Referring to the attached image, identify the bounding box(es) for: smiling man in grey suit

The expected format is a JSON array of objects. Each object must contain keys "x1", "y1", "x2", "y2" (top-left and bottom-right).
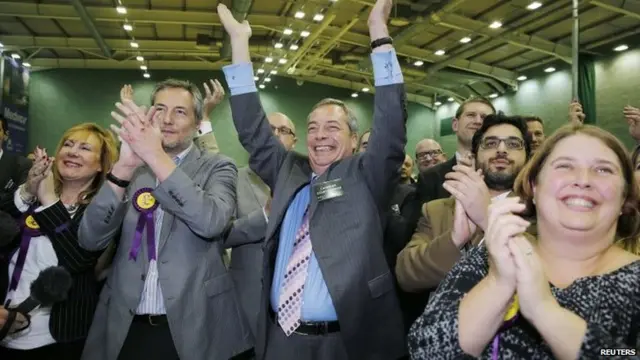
[
  {"x1": 78, "y1": 79, "x2": 252, "y2": 360},
  {"x1": 226, "y1": 111, "x2": 296, "y2": 336},
  {"x1": 219, "y1": 0, "x2": 406, "y2": 358}
]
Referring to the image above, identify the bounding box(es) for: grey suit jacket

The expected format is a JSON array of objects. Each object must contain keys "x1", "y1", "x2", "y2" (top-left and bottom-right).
[
  {"x1": 229, "y1": 83, "x2": 408, "y2": 360},
  {"x1": 226, "y1": 166, "x2": 269, "y2": 336},
  {"x1": 77, "y1": 145, "x2": 253, "y2": 360}
]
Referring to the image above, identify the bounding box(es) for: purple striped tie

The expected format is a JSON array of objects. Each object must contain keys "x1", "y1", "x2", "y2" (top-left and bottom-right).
[{"x1": 277, "y1": 207, "x2": 312, "y2": 336}]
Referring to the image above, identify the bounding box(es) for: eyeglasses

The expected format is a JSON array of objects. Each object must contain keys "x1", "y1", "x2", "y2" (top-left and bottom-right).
[
  {"x1": 271, "y1": 125, "x2": 295, "y2": 137},
  {"x1": 416, "y1": 149, "x2": 443, "y2": 159},
  {"x1": 480, "y1": 136, "x2": 524, "y2": 150}
]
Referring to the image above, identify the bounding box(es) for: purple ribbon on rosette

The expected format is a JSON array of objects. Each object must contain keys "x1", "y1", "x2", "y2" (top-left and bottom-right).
[
  {"x1": 129, "y1": 187, "x2": 159, "y2": 262},
  {"x1": 8, "y1": 212, "x2": 43, "y2": 293},
  {"x1": 490, "y1": 296, "x2": 520, "y2": 360}
]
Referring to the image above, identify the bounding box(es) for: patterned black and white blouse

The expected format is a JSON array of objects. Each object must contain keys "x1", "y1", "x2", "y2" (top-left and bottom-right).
[{"x1": 408, "y1": 246, "x2": 640, "y2": 359}]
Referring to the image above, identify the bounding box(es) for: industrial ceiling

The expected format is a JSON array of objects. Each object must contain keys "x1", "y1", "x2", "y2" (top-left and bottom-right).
[{"x1": 0, "y1": 0, "x2": 639, "y2": 108}]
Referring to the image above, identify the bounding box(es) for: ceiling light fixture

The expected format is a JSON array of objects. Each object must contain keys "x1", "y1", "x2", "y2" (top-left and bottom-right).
[
  {"x1": 448, "y1": 97, "x2": 455, "y2": 102},
  {"x1": 489, "y1": 93, "x2": 498, "y2": 98},
  {"x1": 279, "y1": 58, "x2": 287, "y2": 64},
  {"x1": 270, "y1": 70, "x2": 277, "y2": 75},
  {"x1": 259, "y1": 84, "x2": 266, "y2": 89},
  {"x1": 254, "y1": 76, "x2": 259, "y2": 81},
  {"x1": 265, "y1": 77, "x2": 272, "y2": 82},
  {"x1": 527, "y1": 2, "x2": 543, "y2": 10},
  {"x1": 274, "y1": 42, "x2": 283, "y2": 49},
  {"x1": 116, "y1": 6, "x2": 127, "y2": 14},
  {"x1": 143, "y1": 73, "x2": 150, "y2": 78},
  {"x1": 257, "y1": 68, "x2": 265, "y2": 73},
  {"x1": 123, "y1": 24, "x2": 133, "y2": 31},
  {"x1": 614, "y1": 44, "x2": 629, "y2": 52},
  {"x1": 140, "y1": 65, "x2": 147, "y2": 70},
  {"x1": 265, "y1": 57, "x2": 273, "y2": 63},
  {"x1": 517, "y1": 75, "x2": 527, "y2": 81},
  {"x1": 294, "y1": 11, "x2": 305, "y2": 19},
  {"x1": 23, "y1": 62, "x2": 31, "y2": 68},
  {"x1": 11, "y1": 54, "x2": 20, "y2": 59},
  {"x1": 460, "y1": 37, "x2": 471, "y2": 43},
  {"x1": 351, "y1": 93, "x2": 358, "y2": 98},
  {"x1": 300, "y1": 30, "x2": 310, "y2": 37},
  {"x1": 136, "y1": 56, "x2": 144, "y2": 61},
  {"x1": 435, "y1": 49, "x2": 446, "y2": 56},
  {"x1": 283, "y1": 28, "x2": 293, "y2": 35},
  {"x1": 489, "y1": 21, "x2": 502, "y2": 29},
  {"x1": 414, "y1": 60, "x2": 424, "y2": 66},
  {"x1": 290, "y1": 44, "x2": 299, "y2": 50},
  {"x1": 544, "y1": 67, "x2": 556, "y2": 73},
  {"x1": 362, "y1": 87, "x2": 370, "y2": 92},
  {"x1": 434, "y1": 101, "x2": 442, "y2": 106},
  {"x1": 130, "y1": 42, "x2": 139, "y2": 48},
  {"x1": 313, "y1": 14, "x2": 324, "y2": 21}
]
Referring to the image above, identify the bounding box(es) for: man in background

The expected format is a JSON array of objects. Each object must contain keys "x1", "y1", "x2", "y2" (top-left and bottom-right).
[
  {"x1": 414, "y1": 138, "x2": 446, "y2": 173},
  {"x1": 524, "y1": 116, "x2": 545, "y2": 154},
  {"x1": 0, "y1": 116, "x2": 31, "y2": 194},
  {"x1": 226, "y1": 111, "x2": 297, "y2": 337}
]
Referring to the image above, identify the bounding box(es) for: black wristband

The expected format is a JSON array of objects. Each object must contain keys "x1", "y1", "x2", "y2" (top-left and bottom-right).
[
  {"x1": 106, "y1": 172, "x2": 130, "y2": 188},
  {"x1": 370, "y1": 37, "x2": 393, "y2": 50}
]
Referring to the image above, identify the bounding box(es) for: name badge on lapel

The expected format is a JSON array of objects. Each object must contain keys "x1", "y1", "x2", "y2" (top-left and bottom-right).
[{"x1": 313, "y1": 179, "x2": 344, "y2": 202}]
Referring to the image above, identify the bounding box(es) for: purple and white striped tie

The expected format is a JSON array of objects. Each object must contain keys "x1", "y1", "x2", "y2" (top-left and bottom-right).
[{"x1": 277, "y1": 207, "x2": 312, "y2": 336}]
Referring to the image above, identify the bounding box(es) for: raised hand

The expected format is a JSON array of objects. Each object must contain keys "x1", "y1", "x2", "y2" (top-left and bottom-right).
[
  {"x1": 368, "y1": 0, "x2": 393, "y2": 26},
  {"x1": 624, "y1": 105, "x2": 640, "y2": 141},
  {"x1": 485, "y1": 197, "x2": 531, "y2": 290},
  {"x1": 110, "y1": 100, "x2": 162, "y2": 165},
  {"x1": 568, "y1": 99, "x2": 585, "y2": 124},
  {"x1": 120, "y1": 84, "x2": 134, "y2": 103},
  {"x1": 203, "y1": 79, "x2": 225, "y2": 116},
  {"x1": 217, "y1": 4, "x2": 251, "y2": 40}
]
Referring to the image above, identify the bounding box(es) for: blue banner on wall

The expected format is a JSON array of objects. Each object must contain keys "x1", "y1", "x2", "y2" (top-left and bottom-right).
[{"x1": 1, "y1": 56, "x2": 30, "y2": 155}]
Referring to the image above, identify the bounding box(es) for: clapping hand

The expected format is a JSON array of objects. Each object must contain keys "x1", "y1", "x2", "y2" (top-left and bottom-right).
[
  {"x1": 485, "y1": 197, "x2": 531, "y2": 290},
  {"x1": 24, "y1": 147, "x2": 52, "y2": 198},
  {"x1": 110, "y1": 100, "x2": 162, "y2": 165},
  {"x1": 120, "y1": 84, "x2": 134, "y2": 103},
  {"x1": 443, "y1": 154, "x2": 491, "y2": 232},
  {"x1": 36, "y1": 160, "x2": 57, "y2": 206}
]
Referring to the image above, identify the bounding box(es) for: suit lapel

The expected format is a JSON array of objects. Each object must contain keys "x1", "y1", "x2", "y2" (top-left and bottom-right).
[{"x1": 158, "y1": 146, "x2": 201, "y2": 254}]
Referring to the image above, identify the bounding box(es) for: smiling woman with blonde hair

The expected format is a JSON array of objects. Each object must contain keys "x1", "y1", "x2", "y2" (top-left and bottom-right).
[
  {"x1": 0, "y1": 123, "x2": 118, "y2": 359},
  {"x1": 409, "y1": 123, "x2": 640, "y2": 359}
]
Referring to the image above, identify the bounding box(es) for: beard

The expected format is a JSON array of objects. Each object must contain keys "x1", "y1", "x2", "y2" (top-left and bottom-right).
[{"x1": 479, "y1": 157, "x2": 523, "y2": 191}]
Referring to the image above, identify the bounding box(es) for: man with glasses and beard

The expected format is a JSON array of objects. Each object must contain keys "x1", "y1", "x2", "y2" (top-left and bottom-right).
[{"x1": 395, "y1": 113, "x2": 536, "y2": 294}]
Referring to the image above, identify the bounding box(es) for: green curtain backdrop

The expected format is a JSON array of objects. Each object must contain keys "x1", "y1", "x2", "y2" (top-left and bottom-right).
[{"x1": 578, "y1": 54, "x2": 597, "y2": 125}]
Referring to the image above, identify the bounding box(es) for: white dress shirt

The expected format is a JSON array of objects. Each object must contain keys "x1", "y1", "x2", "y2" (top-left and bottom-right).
[{"x1": 135, "y1": 144, "x2": 193, "y2": 315}]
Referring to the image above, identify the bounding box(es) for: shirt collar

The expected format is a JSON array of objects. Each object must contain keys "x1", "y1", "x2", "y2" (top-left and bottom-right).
[{"x1": 173, "y1": 142, "x2": 193, "y2": 165}]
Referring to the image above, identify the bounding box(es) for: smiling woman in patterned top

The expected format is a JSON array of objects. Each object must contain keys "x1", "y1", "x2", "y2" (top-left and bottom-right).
[{"x1": 408, "y1": 123, "x2": 640, "y2": 359}]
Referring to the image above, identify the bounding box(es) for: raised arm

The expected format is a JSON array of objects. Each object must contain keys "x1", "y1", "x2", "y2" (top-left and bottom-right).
[
  {"x1": 360, "y1": 0, "x2": 407, "y2": 205},
  {"x1": 218, "y1": 4, "x2": 287, "y2": 189}
]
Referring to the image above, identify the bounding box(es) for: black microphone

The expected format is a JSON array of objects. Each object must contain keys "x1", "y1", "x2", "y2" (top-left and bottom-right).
[
  {"x1": 14, "y1": 266, "x2": 73, "y2": 314},
  {"x1": 0, "y1": 210, "x2": 20, "y2": 246}
]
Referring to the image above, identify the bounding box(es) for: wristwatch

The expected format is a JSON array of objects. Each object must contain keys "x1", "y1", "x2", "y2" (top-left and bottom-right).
[
  {"x1": 370, "y1": 37, "x2": 393, "y2": 50},
  {"x1": 106, "y1": 172, "x2": 130, "y2": 188}
]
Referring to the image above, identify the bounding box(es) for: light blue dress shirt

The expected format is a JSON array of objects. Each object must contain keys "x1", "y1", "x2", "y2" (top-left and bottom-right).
[{"x1": 222, "y1": 49, "x2": 404, "y2": 321}]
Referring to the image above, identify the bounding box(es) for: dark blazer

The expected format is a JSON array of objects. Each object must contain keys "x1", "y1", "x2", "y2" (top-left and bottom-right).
[
  {"x1": 0, "y1": 152, "x2": 31, "y2": 194},
  {"x1": 0, "y1": 191, "x2": 104, "y2": 343},
  {"x1": 229, "y1": 83, "x2": 407, "y2": 360},
  {"x1": 406, "y1": 157, "x2": 457, "y2": 235}
]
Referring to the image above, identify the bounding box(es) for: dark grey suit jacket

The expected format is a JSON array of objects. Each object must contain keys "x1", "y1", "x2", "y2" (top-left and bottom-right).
[
  {"x1": 78, "y1": 145, "x2": 253, "y2": 360},
  {"x1": 227, "y1": 167, "x2": 269, "y2": 336},
  {"x1": 229, "y1": 83, "x2": 408, "y2": 360}
]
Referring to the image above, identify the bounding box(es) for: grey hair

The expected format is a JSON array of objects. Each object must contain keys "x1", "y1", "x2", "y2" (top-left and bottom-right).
[
  {"x1": 150, "y1": 79, "x2": 204, "y2": 123},
  {"x1": 308, "y1": 98, "x2": 359, "y2": 134}
]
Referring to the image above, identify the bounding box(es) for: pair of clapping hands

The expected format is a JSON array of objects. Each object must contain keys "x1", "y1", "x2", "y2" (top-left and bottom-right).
[{"x1": 21, "y1": 146, "x2": 56, "y2": 206}]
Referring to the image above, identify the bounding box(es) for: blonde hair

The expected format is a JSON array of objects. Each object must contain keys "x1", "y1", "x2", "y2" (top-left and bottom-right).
[
  {"x1": 52, "y1": 123, "x2": 119, "y2": 204},
  {"x1": 513, "y1": 123, "x2": 640, "y2": 252}
]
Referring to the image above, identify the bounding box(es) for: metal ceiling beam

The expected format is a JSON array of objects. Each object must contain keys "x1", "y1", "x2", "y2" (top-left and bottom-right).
[
  {"x1": 0, "y1": 2, "x2": 518, "y2": 84},
  {"x1": 26, "y1": 57, "x2": 435, "y2": 108},
  {"x1": 434, "y1": 13, "x2": 573, "y2": 62},
  {"x1": 288, "y1": 13, "x2": 337, "y2": 71},
  {"x1": 220, "y1": 0, "x2": 255, "y2": 58},
  {"x1": 422, "y1": 0, "x2": 574, "y2": 79},
  {"x1": 302, "y1": 14, "x2": 361, "y2": 71},
  {"x1": 68, "y1": 0, "x2": 113, "y2": 58},
  {"x1": 589, "y1": 0, "x2": 640, "y2": 20}
]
